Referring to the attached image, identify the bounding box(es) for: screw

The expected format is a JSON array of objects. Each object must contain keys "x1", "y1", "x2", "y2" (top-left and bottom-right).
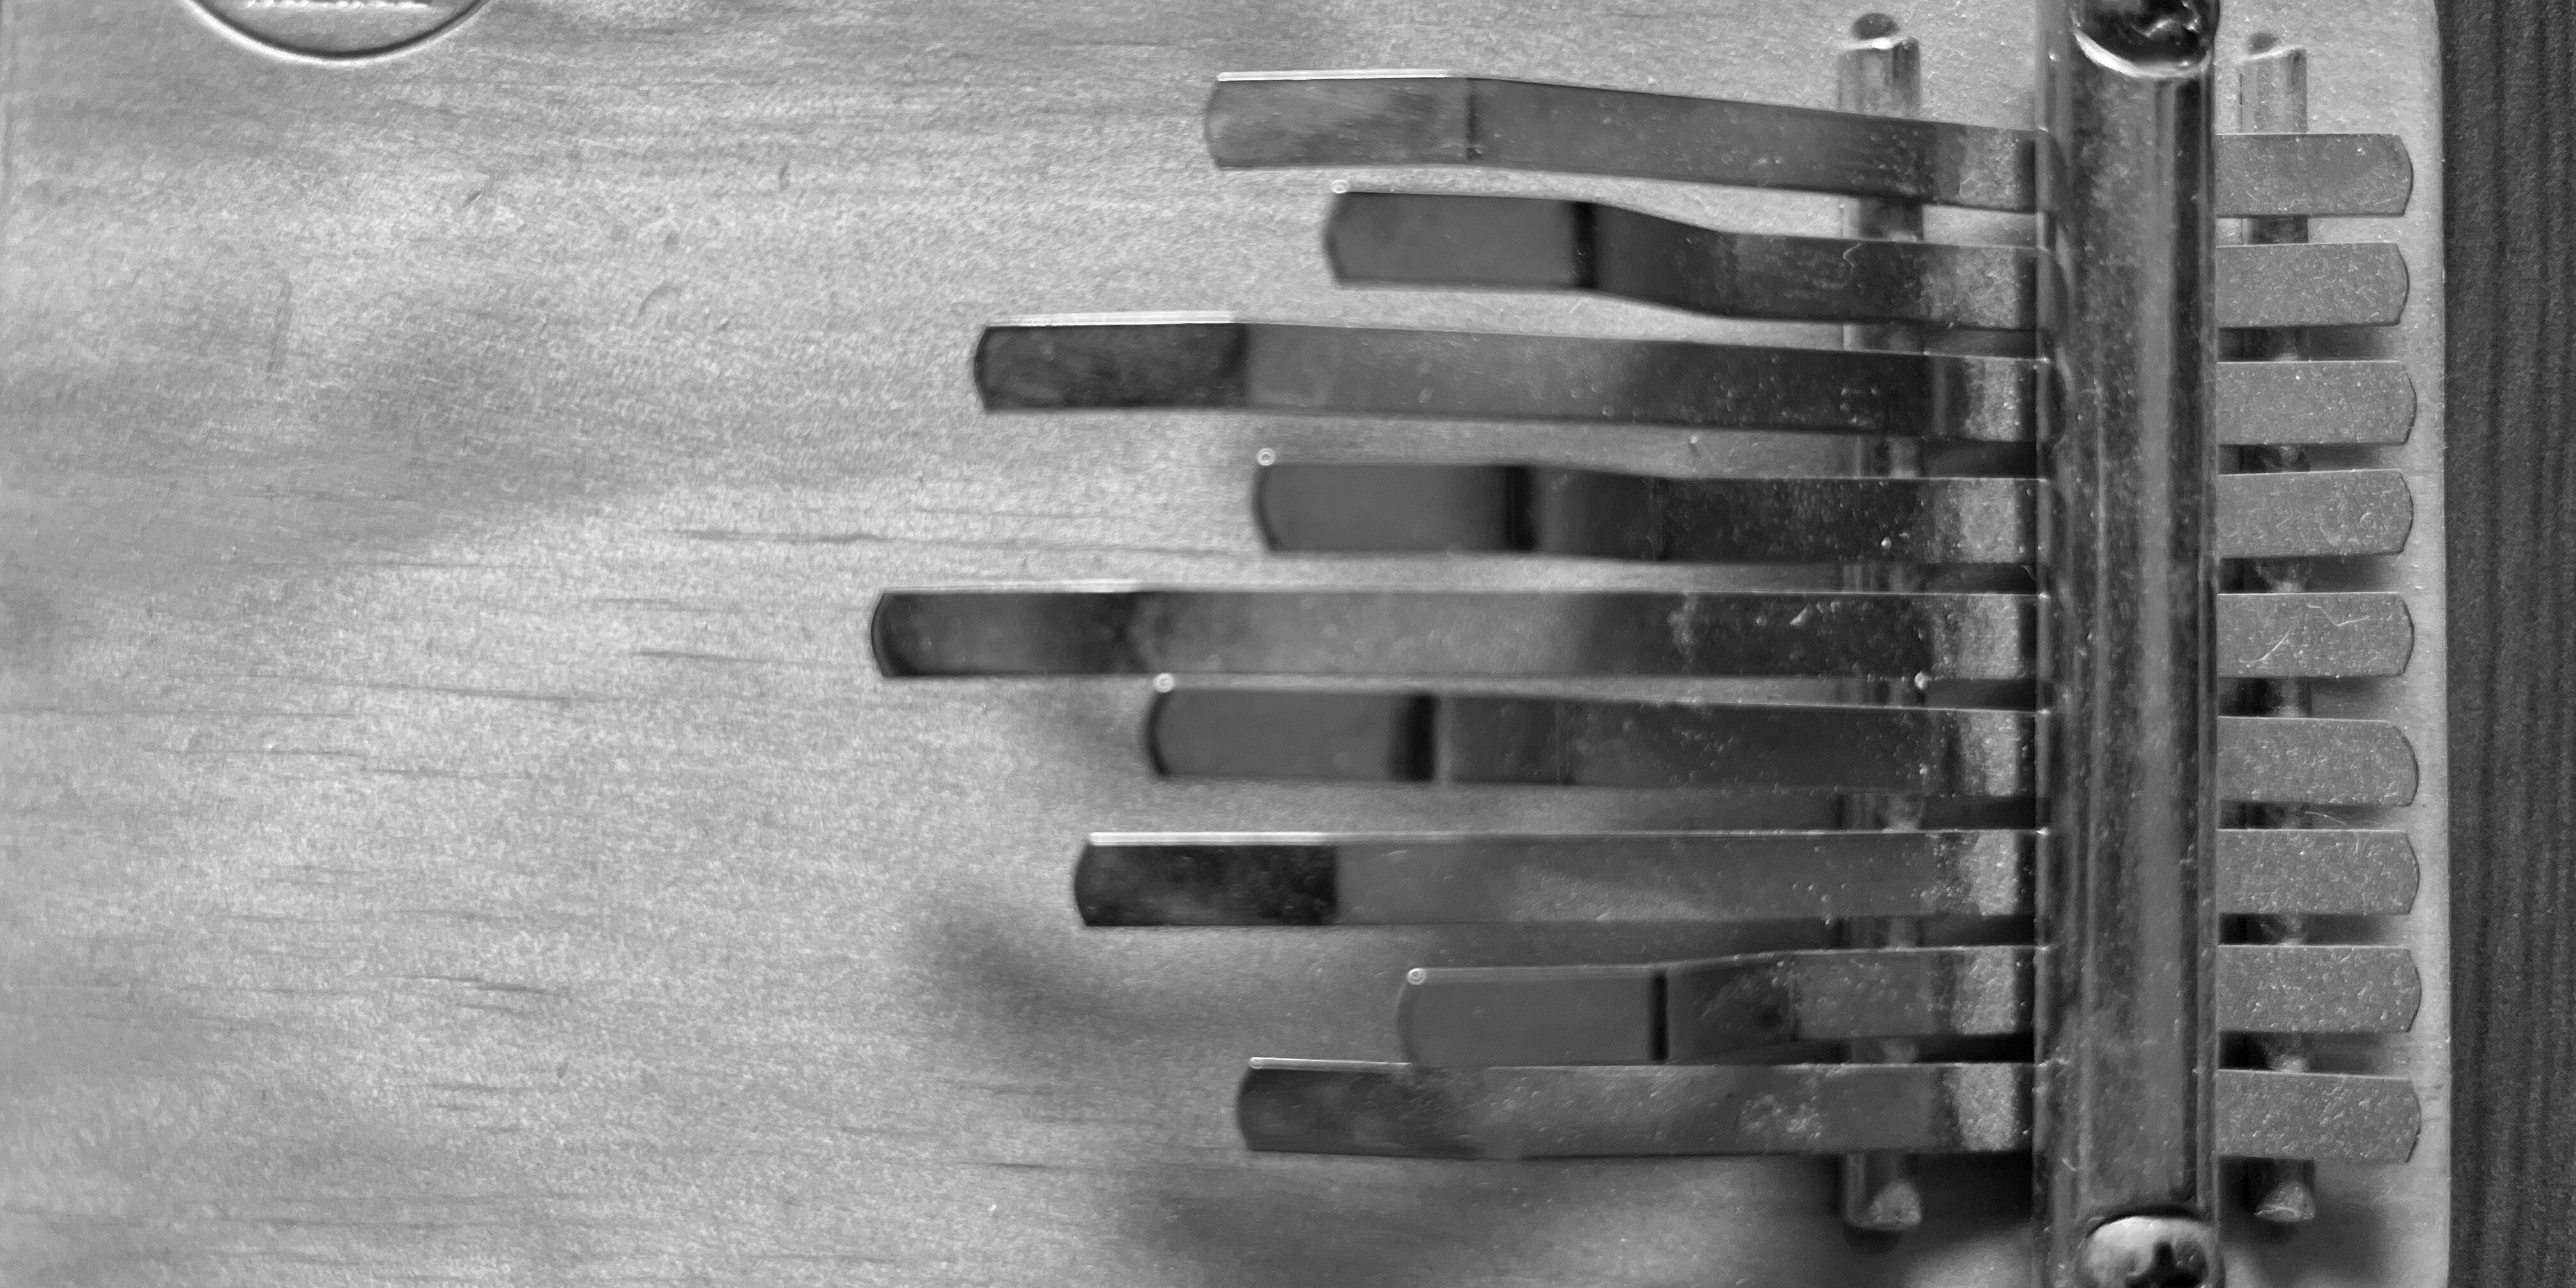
[{"x1": 2076, "y1": 1215, "x2": 2223, "y2": 1288}]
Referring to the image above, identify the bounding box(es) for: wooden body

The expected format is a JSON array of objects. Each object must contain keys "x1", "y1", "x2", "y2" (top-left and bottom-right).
[{"x1": 0, "y1": 0, "x2": 2505, "y2": 1283}]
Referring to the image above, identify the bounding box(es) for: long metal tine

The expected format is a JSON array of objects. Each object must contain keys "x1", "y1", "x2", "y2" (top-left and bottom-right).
[
  {"x1": 1255, "y1": 464, "x2": 2410, "y2": 563},
  {"x1": 1144, "y1": 689, "x2": 2418, "y2": 805},
  {"x1": 1073, "y1": 827, "x2": 2418, "y2": 924},
  {"x1": 1233, "y1": 1061, "x2": 2419, "y2": 1163},
  {"x1": 977, "y1": 318, "x2": 2417, "y2": 445},
  {"x1": 1394, "y1": 942, "x2": 2418, "y2": 1066},
  {"x1": 1321, "y1": 190, "x2": 2405, "y2": 330},
  {"x1": 871, "y1": 588, "x2": 2409, "y2": 679},
  {"x1": 1200, "y1": 72, "x2": 2412, "y2": 217}
]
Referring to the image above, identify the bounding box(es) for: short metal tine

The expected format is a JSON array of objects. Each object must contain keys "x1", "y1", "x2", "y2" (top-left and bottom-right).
[
  {"x1": 2217, "y1": 469, "x2": 2413, "y2": 558},
  {"x1": 1319, "y1": 191, "x2": 2400, "y2": 330},
  {"x1": 2217, "y1": 828, "x2": 2419, "y2": 916},
  {"x1": 2218, "y1": 591, "x2": 2413, "y2": 678},
  {"x1": 2216, "y1": 132, "x2": 2412, "y2": 217},
  {"x1": 2218, "y1": 714, "x2": 2419, "y2": 807},
  {"x1": 1076, "y1": 827, "x2": 2415, "y2": 924},
  {"x1": 1199, "y1": 72, "x2": 2410, "y2": 216},
  {"x1": 2216, "y1": 242, "x2": 2410, "y2": 328},
  {"x1": 2217, "y1": 360, "x2": 2414, "y2": 445}
]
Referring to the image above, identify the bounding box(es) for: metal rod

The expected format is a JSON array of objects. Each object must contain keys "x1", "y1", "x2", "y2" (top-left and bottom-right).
[
  {"x1": 2234, "y1": 31, "x2": 2321, "y2": 1229},
  {"x1": 1834, "y1": 11, "x2": 1928, "y2": 1237},
  {"x1": 2035, "y1": 1, "x2": 2224, "y2": 1285}
]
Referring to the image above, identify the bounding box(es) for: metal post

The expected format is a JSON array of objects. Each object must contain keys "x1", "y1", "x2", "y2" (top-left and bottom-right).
[
  {"x1": 2234, "y1": 31, "x2": 2319, "y2": 1228},
  {"x1": 1834, "y1": 10, "x2": 1928, "y2": 1237},
  {"x1": 2036, "y1": 1, "x2": 2223, "y2": 1285}
]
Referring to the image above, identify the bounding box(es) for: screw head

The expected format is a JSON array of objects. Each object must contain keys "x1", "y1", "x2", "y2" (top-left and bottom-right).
[{"x1": 2076, "y1": 1215, "x2": 2223, "y2": 1288}]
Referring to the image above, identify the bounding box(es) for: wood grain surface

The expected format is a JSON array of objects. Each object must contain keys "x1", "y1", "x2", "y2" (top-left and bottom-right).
[
  {"x1": 0, "y1": 0, "x2": 2469, "y2": 1285},
  {"x1": 2440, "y1": 2, "x2": 2576, "y2": 1284}
]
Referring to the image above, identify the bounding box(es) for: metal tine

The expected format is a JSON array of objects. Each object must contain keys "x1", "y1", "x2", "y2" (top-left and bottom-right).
[
  {"x1": 1072, "y1": 828, "x2": 2418, "y2": 924},
  {"x1": 2221, "y1": 591, "x2": 2412, "y2": 677},
  {"x1": 2223, "y1": 359, "x2": 2416, "y2": 445},
  {"x1": 1257, "y1": 464, "x2": 2411, "y2": 563},
  {"x1": 2218, "y1": 468, "x2": 2414, "y2": 559},
  {"x1": 1324, "y1": 190, "x2": 2407, "y2": 330},
  {"x1": 1399, "y1": 943, "x2": 2418, "y2": 1066},
  {"x1": 1144, "y1": 689, "x2": 2419, "y2": 806},
  {"x1": 871, "y1": 588, "x2": 2411, "y2": 680},
  {"x1": 977, "y1": 318, "x2": 2416, "y2": 446},
  {"x1": 1326, "y1": 190, "x2": 2032, "y2": 329},
  {"x1": 1239, "y1": 1059, "x2": 2036, "y2": 1157},
  {"x1": 1234, "y1": 1060, "x2": 2419, "y2": 1162},
  {"x1": 1200, "y1": 72, "x2": 2412, "y2": 217},
  {"x1": 1261, "y1": 466, "x2": 2032, "y2": 563},
  {"x1": 2221, "y1": 239, "x2": 2412, "y2": 328},
  {"x1": 875, "y1": 588, "x2": 2039, "y2": 680}
]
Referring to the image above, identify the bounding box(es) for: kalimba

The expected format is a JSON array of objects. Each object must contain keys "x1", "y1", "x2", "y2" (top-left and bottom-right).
[{"x1": 4, "y1": 0, "x2": 2558, "y2": 1284}]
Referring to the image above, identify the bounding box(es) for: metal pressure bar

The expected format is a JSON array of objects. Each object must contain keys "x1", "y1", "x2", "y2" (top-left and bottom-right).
[{"x1": 2035, "y1": 3, "x2": 2224, "y2": 1283}]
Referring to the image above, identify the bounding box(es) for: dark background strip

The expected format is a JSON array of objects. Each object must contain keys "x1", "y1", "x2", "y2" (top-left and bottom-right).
[{"x1": 2442, "y1": 1, "x2": 2576, "y2": 1283}]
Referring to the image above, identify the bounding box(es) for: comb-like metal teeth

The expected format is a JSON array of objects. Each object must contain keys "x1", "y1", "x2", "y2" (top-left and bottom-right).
[
  {"x1": 1257, "y1": 464, "x2": 2411, "y2": 563},
  {"x1": 872, "y1": 588, "x2": 2409, "y2": 679},
  {"x1": 1200, "y1": 72, "x2": 2412, "y2": 217},
  {"x1": 1073, "y1": 828, "x2": 2416, "y2": 924},
  {"x1": 1145, "y1": 690, "x2": 2418, "y2": 805},
  {"x1": 1397, "y1": 943, "x2": 2418, "y2": 1066},
  {"x1": 976, "y1": 318, "x2": 2416, "y2": 445},
  {"x1": 1324, "y1": 191, "x2": 2409, "y2": 329},
  {"x1": 1232, "y1": 1061, "x2": 2418, "y2": 1162}
]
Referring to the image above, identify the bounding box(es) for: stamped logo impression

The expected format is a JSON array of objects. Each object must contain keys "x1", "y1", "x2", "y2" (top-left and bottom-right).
[{"x1": 194, "y1": 0, "x2": 491, "y2": 60}]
